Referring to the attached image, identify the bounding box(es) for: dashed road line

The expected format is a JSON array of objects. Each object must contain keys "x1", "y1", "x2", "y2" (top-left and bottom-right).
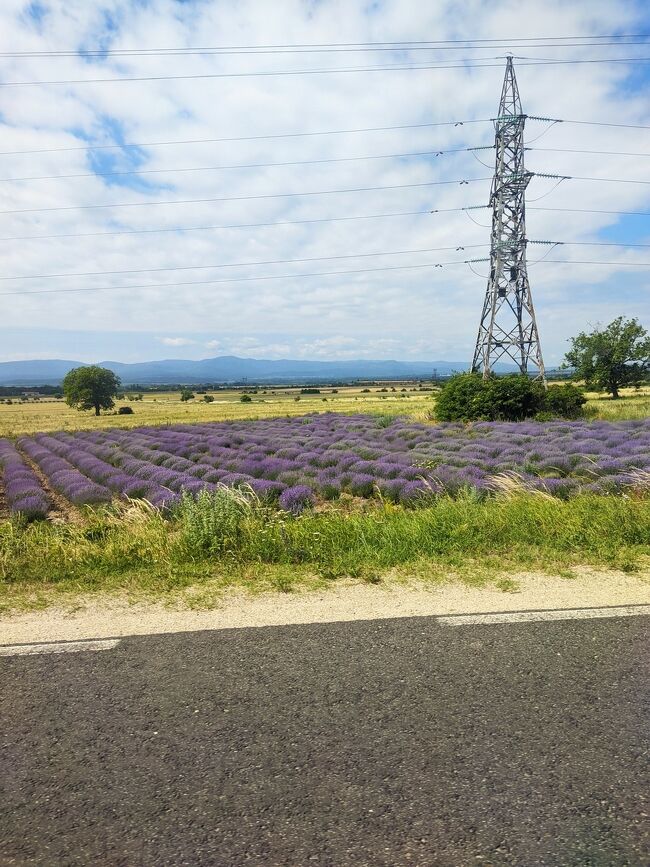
[
  {"x1": 1, "y1": 605, "x2": 649, "y2": 652},
  {"x1": 438, "y1": 605, "x2": 650, "y2": 626},
  {"x1": 0, "y1": 638, "x2": 121, "y2": 657}
]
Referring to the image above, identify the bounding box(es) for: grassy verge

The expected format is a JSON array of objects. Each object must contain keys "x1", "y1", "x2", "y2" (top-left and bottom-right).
[{"x1": 1, "y1": 491, "x2": 649, "y2": 612}]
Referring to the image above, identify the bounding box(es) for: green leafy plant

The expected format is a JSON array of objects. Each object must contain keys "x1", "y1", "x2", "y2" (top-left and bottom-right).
[
  {"x1": 542, "y1": 384, "x2": 586, "y2": 419},
  {"x1": 564, "y1": 316, "x2": 650, "y2": 399}
]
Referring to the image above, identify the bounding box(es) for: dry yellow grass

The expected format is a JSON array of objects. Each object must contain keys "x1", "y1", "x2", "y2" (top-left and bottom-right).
[
  {"x1": 0, "y1": 382, "x2": 647, "y2": 437},
  {"x1": 0, "y1": 386, "x2": 435, "y2": 437},
  {"x1": 582, "y1": 386, "x2": 650, "y2": 421}
]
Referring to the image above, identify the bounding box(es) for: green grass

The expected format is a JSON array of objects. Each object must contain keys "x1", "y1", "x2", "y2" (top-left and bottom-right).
[{"x1": 1, "y1": 490, "x2": 648, "y2": 611}]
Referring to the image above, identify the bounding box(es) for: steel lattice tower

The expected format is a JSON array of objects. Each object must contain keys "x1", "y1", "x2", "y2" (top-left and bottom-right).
[{"x1": 471, "y1": 57, "x2": 545, "y2": 381}]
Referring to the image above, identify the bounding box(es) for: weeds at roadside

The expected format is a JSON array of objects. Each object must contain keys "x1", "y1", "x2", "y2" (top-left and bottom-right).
[{"x1": 1, "y1": 489, "x2": 649, "y2": 611}]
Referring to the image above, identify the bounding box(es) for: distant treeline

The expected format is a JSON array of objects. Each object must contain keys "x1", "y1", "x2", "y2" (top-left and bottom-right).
[
  {"x1": 0, "y1": 385, "x2": 62, "y2": 397},
  {"x1": 0, "y1": 370, "x2": 578, "y2": 394}
]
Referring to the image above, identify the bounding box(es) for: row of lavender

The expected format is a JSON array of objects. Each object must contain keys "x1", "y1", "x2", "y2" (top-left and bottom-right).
[
  {"x1": 0, "y1": 439, "x2": 50, "y2": 518},
  {"x1": 2, "y1": 415, "x2": 650, "y2": 518}
]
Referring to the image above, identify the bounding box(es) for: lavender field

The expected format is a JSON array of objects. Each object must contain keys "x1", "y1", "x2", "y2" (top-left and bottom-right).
[{"x1": 1, "y1": 414, "x2": 650, "y2": 520}]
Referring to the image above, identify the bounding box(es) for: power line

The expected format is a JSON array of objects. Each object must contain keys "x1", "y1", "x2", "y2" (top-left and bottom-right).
[
  {"x1": 0, "y1": 259, "x2": 479, "y2": 297},
  {"x1": 0, "y1": 176, "x2": 491, "y2": 215},
  {"x1": 5, "y1": 170, "x2": 650, "y2": 216},
  {"x1": 0, "y1": 119, "x2": 492, "y2": 156},
  {"x1": 531, "y1": 146, "x2": 650, "y2": 157},
  {"x1": 4, "y1": 202, "x2": 650, "y2": 245},
  {"x1": 2, "y1": 115, "x2": 648, "y2": 160},
  {"x1": 4, "y1": 257, "x2": 650, "y2": 300},
  {"x1": 4, "y1": 238, "x2": 647, "y2": 283},
  {"x1": 0, "y1": 208, "x2": 435, "y2": 243},
  {"x1": 541, "y1": 174, "x2": 650, "y2": 185},
  {"x1": 4, "y1": 55, "x2": 650, "y2": 87},
  {"x1": 545, "y1": 117, "x2": 650, "y2": 130},
  {"x1": 3, "y1": 38, "x2": 649, "y2": 57},
  {"x1": 0, "y1": 59, "x2": 517, "y2": 86},
  {"x1": 3, "y1": 35, "x2": 646, "y2": 54},
  {"x1": 532, "y1": 240, "x2": 650, "y2": 249},
  {"x1": 0, "y1": 243, "x2": 489, "y2": 282},
  {"x1": 9, "y1": 144, "x2": 650, "y2": 184},
  {"x1": 532, "y1": 205, "x2": 650, "y2": 216},
  {"x1": 0, "y1": 146, "x2": 485, "y2": 183},
  {"x1": 544, "y1": 259, "x2": 650, "y2": 266}
]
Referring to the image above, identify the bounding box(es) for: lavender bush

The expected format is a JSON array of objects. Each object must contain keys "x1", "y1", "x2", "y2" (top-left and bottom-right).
[
  {"x1": 3, "y1": 414, "x2": 650, "y2": 515},
  {"x1": 0, "y1": 438, "x2": 50, "y2": 518}
]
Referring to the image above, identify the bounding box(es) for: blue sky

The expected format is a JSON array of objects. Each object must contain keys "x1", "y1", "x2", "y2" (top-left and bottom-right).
[{"x1": 1, "y1": 0, "x2": 650, "y2": 367}]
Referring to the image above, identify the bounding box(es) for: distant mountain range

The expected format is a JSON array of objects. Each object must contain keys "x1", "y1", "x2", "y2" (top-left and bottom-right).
[{"x1": 0, "y1": 355, "x2": 518, "y2": 386}]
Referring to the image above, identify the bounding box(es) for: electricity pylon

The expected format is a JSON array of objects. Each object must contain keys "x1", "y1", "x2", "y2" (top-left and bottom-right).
[{"x1": 471, "y1": 56, "x2": 546, "y2": 382}]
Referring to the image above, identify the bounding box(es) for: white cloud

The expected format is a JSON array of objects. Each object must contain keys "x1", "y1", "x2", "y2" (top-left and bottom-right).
[
  {"x1": 0, "y1": 0, "x2": 648, "y2": 368},
  {"x1": 159, "y1": 336, "x2": 196, "y2": 347}
]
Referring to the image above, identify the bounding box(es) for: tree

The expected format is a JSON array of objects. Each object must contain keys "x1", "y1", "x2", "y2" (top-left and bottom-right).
[
  {"x1": 564, "y1": 317, "x2": 650, "y2": 399},
  {"x1": 180, "y1": 389, "x2": 194, "y2": 402},
  {"x1": 63, "y1": 366, "x2": 121, "y2": 417}
]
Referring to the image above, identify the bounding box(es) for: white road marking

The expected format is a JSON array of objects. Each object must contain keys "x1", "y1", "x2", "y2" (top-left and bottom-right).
[
  {"x1": 438, "y1": 605, "x2": 650, "y2": 626},
  {"x1": 0, "y1": 638, "x2": 121, "y2": 657}
]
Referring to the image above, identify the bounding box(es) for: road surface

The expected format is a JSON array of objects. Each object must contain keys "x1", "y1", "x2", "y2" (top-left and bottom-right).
[{"x1": 2, "y1": 611, "x2": 649, "y2": 865}]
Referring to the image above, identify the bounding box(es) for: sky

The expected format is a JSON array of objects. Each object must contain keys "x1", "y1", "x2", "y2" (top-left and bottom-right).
[{"x1": 0, "y1": 0, "x2": 649, "y2": 367}]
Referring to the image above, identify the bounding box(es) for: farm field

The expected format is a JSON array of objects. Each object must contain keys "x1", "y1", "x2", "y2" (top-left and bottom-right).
[
  {"x1": 0, "y1": 383, "x2": 649, "y2": 436},
  {"x1": 0, "y1": 385, "x2": 435, "y2": 436},
  {"x1": 1, "y1": 410, "x2": 650, "y2": 611},
  {"x1": 3, "y1": 413, "x2": 650, "y2": 520}
]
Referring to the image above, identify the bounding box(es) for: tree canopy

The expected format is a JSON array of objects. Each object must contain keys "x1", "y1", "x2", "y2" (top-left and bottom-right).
[
  {"x1": 62, "y1": 366, "x2": 121, "y2": 416},
  {"x1": 564, "y1": 317, "x2": 650, "y2": 399}
]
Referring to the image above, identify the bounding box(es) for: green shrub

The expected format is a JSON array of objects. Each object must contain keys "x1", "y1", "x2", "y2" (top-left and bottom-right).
[
  {"x1": 203, "y1": 395, "x2": 215, "y2": 403},
  {"x1": 542, "y1": 384, "x2": 586, "y2": 419},
  {"x1": 435, "y1": 373, "x2": 488, "y2": 421},
  {"x1": 240, "y1": 394, "x2": 252, "y2": 403},
  {"x1": 487, "y1": 375, "x2": 545, "y2": 421},
  {"x1": 180, "y1": 390, "x2": 194, "y2": 402},
  {"x1": 117, "y1": 406, "x2": 134, "y2": 415},
  {"x1": 436, "y1": 374, "x2": 583, "y2": 422}
]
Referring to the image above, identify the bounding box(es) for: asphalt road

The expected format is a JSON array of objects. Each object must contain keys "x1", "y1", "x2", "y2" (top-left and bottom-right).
[{"x1": 2, "y1": 614, "x2": 649, "y2": 866}]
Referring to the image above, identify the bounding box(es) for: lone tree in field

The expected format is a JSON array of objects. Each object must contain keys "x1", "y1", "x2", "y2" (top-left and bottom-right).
[
  {"x1": 63, "y1": 365, "x2": 121, "y2": 416},
  {"x1": 564, "y1": 317, "x2": 650, "y2": 399}
]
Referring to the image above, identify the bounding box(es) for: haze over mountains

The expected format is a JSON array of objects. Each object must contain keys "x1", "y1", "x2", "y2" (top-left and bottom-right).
[{"x1": 0, "y1": 355, "x2": 518, "y2": 386}]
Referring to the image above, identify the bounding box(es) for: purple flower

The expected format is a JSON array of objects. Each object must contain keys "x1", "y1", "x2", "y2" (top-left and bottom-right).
[
  {"x1": 12, "y1": 493, "x2": 50, "y2": 520},
  {"x1": 279, "y1": 485, "x2": 314, "y2": 515}
]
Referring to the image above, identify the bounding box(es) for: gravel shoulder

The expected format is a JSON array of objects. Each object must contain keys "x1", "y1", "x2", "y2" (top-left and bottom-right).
[{"x1": 2, "y1": 567, "x2": 649, "y2": 645}]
